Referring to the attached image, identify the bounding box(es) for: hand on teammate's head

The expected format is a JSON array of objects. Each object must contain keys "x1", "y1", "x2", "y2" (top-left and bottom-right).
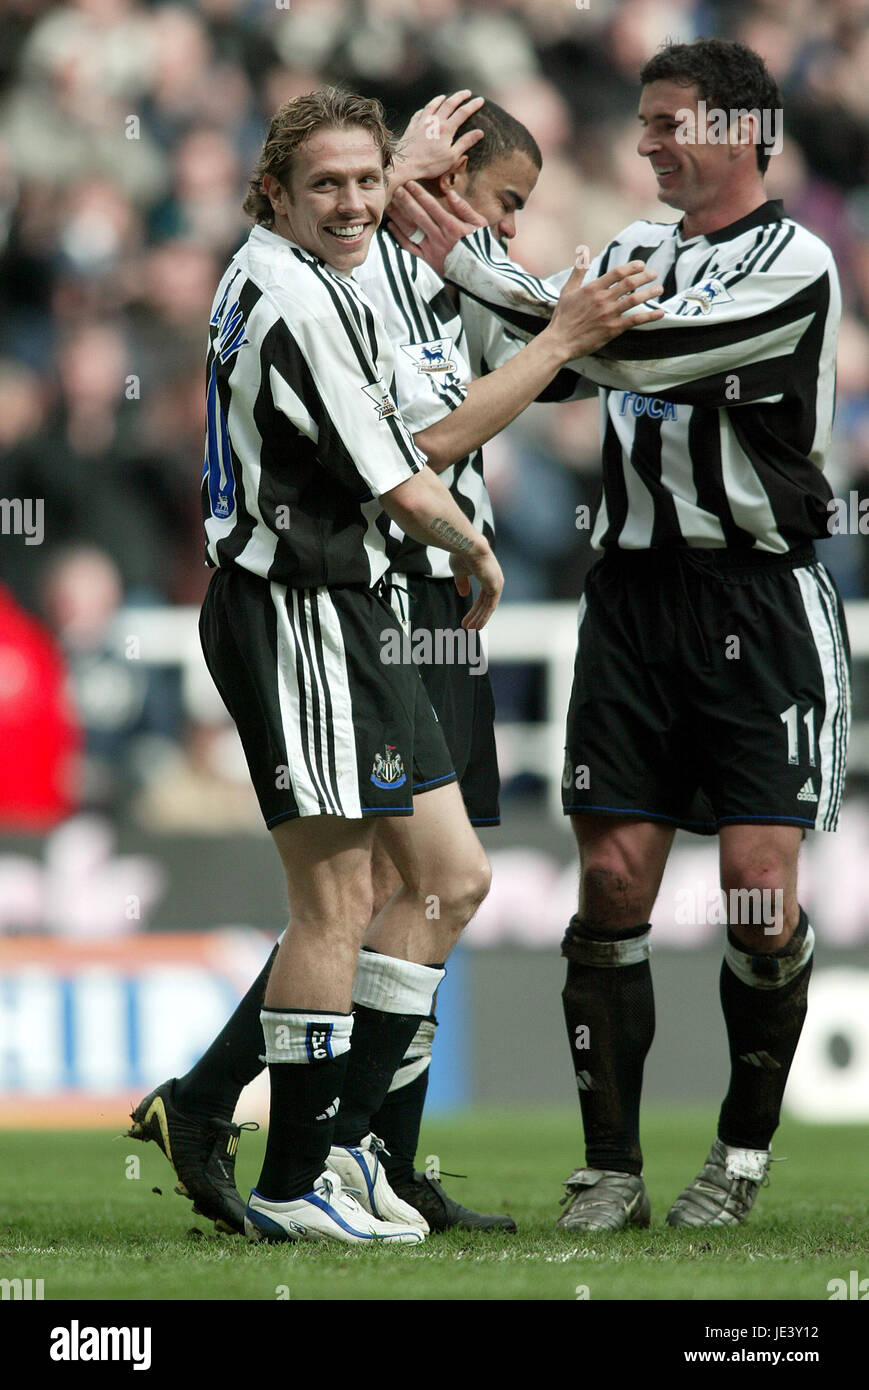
[
  {"x1": 386, "y1": 181, "x2": 486, "y2": 275},
  {"x1": 397, "y1": 92, "x2": 485, "y2": 185}
]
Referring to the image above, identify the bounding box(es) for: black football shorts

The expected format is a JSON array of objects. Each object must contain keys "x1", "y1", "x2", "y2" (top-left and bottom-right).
[
  {"x1": 387, "y1": 573, "x2": 500, "y2": 826},
  {"x1": 200, "y1": 566, "x2": 456, "y2": 828},
  {"x1": 562, "y1": 545, "x2": 851, "y2": 834}
]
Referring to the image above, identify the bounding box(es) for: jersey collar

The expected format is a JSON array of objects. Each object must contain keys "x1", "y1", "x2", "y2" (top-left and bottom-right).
[
  {"x1": 249, "y1": 223, "x2": 317, "y2": 262},
  {"x1": 248, "y1": 223, "x2": 364, "y2": 281},
  {"x1": 677, "y1": 199, "x2": 785, "y2": 247}
]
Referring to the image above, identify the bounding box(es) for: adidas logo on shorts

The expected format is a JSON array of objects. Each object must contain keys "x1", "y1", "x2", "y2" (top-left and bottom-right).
[{"x1": 797, "y1": 778, "x2": 818, "y2": 802}]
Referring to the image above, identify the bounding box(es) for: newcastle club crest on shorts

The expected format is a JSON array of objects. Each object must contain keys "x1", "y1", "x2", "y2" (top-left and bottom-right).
[
  {"x1": 400, "y1": 338, "x2": 457, "y2": 375},
  {"x1": 370, "y1": 744, "x2": 406, "y2": 789}
]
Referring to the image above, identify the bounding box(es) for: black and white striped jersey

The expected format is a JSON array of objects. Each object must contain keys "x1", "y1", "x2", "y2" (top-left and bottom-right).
[
  {"x1": 202, "y1": 224, "x2": 426, "y2": 589},
  {"x1": 441, "y1": 202, "x2": 841, "y2": 554},
  {"x1": 354, "y1": 228, "x2": 496, "y2": 579}
]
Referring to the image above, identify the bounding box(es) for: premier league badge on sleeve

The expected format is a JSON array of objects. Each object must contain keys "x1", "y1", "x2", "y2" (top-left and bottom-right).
[
  {"x1": 370, "y1": 744, "x2": 407, "y2": 788},
  {"x1": 400, "y1": 338, "x2": 457, "y2": 374},
  {"x1": 362, "y1": 379, "x2": 398, "y2": 419}
]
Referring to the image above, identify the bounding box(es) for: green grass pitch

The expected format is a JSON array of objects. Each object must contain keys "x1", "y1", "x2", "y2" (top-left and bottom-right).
[{"x1": 1, "y1": 1108, "x2": 866, "y2": 1301}]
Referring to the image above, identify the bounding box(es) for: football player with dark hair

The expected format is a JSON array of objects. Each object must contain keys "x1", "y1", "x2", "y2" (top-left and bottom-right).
[{"x1": 389, "y1": 38, "x2": 849, "y2": 1232}]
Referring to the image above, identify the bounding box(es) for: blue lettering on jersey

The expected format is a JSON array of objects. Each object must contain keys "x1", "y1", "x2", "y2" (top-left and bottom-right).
[
  {"x1": 205, "y1": 293, "x2": 249, "y2": 521},
  {"x1": 618, "y1": 392, "x2": 677, "y2": 421}
]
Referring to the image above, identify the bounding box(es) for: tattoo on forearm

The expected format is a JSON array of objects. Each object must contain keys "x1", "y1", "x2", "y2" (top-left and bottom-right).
[{"x1": 430, "y1": 516, "x2": 474, "y2": 552}]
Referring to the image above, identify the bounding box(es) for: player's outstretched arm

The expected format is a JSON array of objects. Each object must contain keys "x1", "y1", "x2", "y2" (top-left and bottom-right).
[
  {"x1": 412, "y1": 260, "x2": 663, "y2": 472},
  {"x1": 392, "y1": 190, "x2": 840, "y2": 411},
  {"x1": 387, "y1": 93, "x2": 485, "y2": 202},
  {"x1": 380, "y1": 468, "x2": 503, "y2": 628}
]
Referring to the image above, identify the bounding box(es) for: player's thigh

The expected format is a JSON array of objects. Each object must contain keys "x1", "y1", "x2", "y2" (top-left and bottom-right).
[
  {"x1": 375, "y1": 780, "x2": 491, "y2": 913},
  {"x1": 571, "y1": 813, "x2": 675, "y2": 926},
  {"x1": 396, "y1": 573, "x2": 500, "y2": 827},
  {"x1": 271, "y1": 814, "x2": 377, "y2": 929}
]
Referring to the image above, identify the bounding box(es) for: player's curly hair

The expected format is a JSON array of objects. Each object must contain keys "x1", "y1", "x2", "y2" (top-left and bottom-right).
[
  {"x1": 243, "y1": 87, "x2": 396, "y2": 226},
  {"x1": 640, "y1": 38, "x2": 783, "y2": 174}
]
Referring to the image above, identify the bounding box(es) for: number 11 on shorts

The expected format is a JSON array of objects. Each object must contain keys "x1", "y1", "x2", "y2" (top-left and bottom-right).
[{"x1": 780, "y1": 703, "x2": 817, "y2": 766}]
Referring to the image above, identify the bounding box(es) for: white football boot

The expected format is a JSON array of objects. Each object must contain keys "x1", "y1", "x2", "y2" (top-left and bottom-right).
[
  {"x1": 245, "y1": 1169, "x2": 424, "y2": 1245},
  {"x1": 326, "y1": 1133, "x2": 429, "y2": 1234}
]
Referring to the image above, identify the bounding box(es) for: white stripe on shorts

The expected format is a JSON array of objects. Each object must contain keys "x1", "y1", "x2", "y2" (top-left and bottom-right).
[
  {"x1": 306, "y1": 588, "x2": 362, "y2": 818},
  {"x1": 294, "y1": 587, "x2": 342, "y2": 815},
  {"x1": 811, "y1": 564, "x2": 851, "y2": 828},
  {"x1": 793, "y1": 565, "x2": 851, "y2": 830},
  {"x1": 270, "y1": 584, "x2": 361, "y2": 818}
]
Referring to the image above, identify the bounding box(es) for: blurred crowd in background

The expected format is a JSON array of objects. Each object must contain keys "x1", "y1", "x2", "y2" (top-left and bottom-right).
[{"x1": 1, "y1": 0, "x2": 868, "y2": 828}]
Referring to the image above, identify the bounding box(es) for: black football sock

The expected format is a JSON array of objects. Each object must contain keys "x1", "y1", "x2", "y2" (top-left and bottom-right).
[
  {"x1": 370, "y1": 1018, "x2": 436, "y2": 1185},
  {"x1": 718, "y1": 907, "x2": 813, "y2": 1151},
  {"x1": 333, "y1": 952, "x2": 444, "y2": 1148},
  {"x1": 561, "y1": 916, "x2": 655, "y2": 1176},
  {"x1": 255, "y1": 1010, "x2": 352, "y2": 1202},
  {"x1": 333, "y1": 1006, "x2": 423, "y2": 1146},
  {"x1": 174, "y1": 943, "x2": 277, "y2": 1125}
]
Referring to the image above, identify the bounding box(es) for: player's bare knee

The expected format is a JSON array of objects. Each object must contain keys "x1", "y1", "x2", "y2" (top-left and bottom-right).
[
  {"x1": 580, "y1": 861, "x2": 654, "y2": 928},
  {"x1": 721, "y1": 861, "x2": 797, "y2": 948},
  {"x1": 463, "y1": 851, "x2": 492, "y2": 915},
  {"x1": 370, "y1": 858, "x2": 401, "y2": 918},
  {"x1": 434, "y1": 851, "x2": 491, "y2": 927},
  {"x1": 289, "y1": 875, "x2": 374, "y2": 942},
  {"x1": 294, "y1": 900, "x2": 374, "y2": 947},
  {"x1": 720, "y1": 850, "x2": 788, "y2": 891},
  {"x1": 721, "y1": 868, "x2": 798, "y2": 951}
]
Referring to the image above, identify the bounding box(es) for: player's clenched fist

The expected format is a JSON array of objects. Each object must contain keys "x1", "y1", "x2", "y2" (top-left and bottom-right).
[{"x1": 546, "y1": 261, "x2": 665, "y2": 361}]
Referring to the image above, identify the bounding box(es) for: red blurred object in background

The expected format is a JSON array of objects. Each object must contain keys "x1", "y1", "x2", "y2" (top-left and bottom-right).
[{"x1": 0, "y1": 583, "x2": 81, "y2": 830}]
